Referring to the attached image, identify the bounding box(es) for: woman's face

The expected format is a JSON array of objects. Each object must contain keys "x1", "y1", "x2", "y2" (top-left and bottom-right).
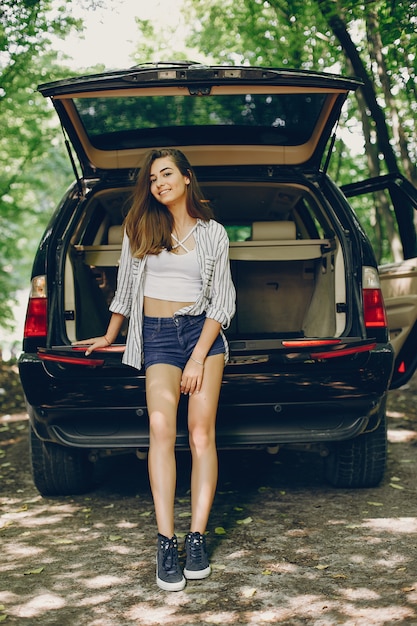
[{"x1": 149, "y1": 156, "x2": 190, "y2": 208}]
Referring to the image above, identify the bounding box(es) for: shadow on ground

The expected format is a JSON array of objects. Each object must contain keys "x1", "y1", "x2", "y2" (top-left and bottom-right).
[{"x1": 1, "y1": 364, "x2": 417, "y2": 624}]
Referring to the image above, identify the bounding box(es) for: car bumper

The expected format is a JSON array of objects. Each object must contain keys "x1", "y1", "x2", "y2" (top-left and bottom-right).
[{"x1": 19, "y1": 344, "x2": 394, "y2": 449}]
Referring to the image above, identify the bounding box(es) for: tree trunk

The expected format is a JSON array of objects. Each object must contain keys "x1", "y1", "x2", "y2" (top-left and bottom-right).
[
  {"x1": 316, "y1": 0, "x2": 417, "y2": 262},
  {"x1": 316, "y1": 0, "x2": 399, "y2": 174},
  {"x1": 366, "y1": 8, "x2": 417, "y2": 186}
]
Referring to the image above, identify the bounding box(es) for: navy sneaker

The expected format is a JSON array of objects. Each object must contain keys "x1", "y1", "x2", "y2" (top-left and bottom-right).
[
  {"x1": 183, "y1": 531, "x2": 211, "y2": 580},
  {"x1": 156, "y1": 534, "x2": 186, "y2": 591}
]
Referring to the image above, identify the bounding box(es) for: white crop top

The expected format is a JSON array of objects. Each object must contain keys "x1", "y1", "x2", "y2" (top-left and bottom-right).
[{"x1": 144, "y1": 248, "x2": 202, "y2": 302}]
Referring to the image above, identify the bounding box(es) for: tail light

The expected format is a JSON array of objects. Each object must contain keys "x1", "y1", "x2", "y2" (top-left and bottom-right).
[
  {"x1": 362, "y1": 267, "x2": 387, "y2": 328},
  {"x1": 23, "y1": 275, "x2": 47, "y2": 338}
]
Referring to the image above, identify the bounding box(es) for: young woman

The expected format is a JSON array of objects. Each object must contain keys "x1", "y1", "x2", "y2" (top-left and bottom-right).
[{"x1": 75, "y1": 148, "x2": 236, "y2": 591}]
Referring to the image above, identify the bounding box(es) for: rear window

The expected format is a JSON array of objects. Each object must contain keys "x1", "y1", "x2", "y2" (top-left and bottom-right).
[{"x1": 73, "y1": 93, "x2": 327, "y2": 150}]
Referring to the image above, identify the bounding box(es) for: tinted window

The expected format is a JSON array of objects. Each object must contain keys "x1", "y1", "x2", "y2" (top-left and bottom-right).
[
  {"x1": 348, "y1": 190, "x2": 403, "y2": 265},
  {"x1": 73, "y1": 93, "x2": 327, "y2": 150}
]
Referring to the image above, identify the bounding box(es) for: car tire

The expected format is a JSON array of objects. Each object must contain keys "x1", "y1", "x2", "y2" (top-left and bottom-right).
[
  {"x1": 324, "y1": 400, "x2": 387, "y2": 488},
  {"x1": 30, "y1": 426, "x2": 94, "y2": 496}
]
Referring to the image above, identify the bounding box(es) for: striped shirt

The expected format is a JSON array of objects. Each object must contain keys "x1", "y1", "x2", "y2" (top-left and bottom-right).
[{"x1": 109, "y1": 219, "x2": 236, "y2": 371}]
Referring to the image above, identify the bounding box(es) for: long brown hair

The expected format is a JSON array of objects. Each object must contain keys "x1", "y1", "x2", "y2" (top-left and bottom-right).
[{"x1": 124, "y1": 148, "x2": 213, "y2": 258}]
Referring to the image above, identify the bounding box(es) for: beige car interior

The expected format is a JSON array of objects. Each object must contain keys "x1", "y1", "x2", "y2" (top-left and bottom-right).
[
  {"x1": 379, "y1": 261, "x2": 417, "y2": 355},
  {"x1": 65, "y1": 182, "x2": 347, "y2": 343}
]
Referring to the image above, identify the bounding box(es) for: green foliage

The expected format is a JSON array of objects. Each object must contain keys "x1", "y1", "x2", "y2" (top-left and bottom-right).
[
  {"x1": 377, "y1": 1, "x2": 417, "y2": 167},
  {"x1": 1, "y1": 0, "x2": 416, "y2": 331},
  {"x1": 182, "y1": 0, "x2": 364, "y2": 189},
  {"x1": 182, "y1": 0, "x2": 417, "y2": 260},
  {"x1": 0, "y1": 0, "x2": 81, "y2": 328},
  {"x1": 130, "y1": 18, "x2": 189, "y2": 65},
  {"x1": 183, "y1": 0, "x2": 341, "y2": 69}
]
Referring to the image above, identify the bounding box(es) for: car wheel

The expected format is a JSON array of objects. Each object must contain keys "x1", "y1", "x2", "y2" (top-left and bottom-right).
[
  {"x1": 324, "y1": 400, "x2": 387, "y2": 488},
  {"x1": 30, "y1": 426, "x2": 94, "y2": 496}
]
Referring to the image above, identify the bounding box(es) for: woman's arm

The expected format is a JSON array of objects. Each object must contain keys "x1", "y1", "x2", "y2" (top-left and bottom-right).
[
  {"x1": 72, "y1": 312, "x2": 126, "y2": 355},
  {"x1": 180, "y1": 318, "x2": 222, "y2": 396},
  {"x1": 72, "y1": 230, "x2": 134, "y2": 355},
  {"x1": 191, "y1": 318, "x2": 222, "y2": 364}
]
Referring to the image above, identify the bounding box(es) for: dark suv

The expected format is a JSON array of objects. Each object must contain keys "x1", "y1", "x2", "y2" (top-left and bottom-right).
[{"x1": 18, "y1": 63, "x2": 417, "y2": 496}]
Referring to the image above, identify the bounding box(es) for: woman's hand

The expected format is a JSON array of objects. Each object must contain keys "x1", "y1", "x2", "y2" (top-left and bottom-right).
[
  {"x1": 72, "y1": 336, "x2": 111, "y2": 356},
  {"x1": 181, "y1": 357, "x2": 204, "y2": 395}
]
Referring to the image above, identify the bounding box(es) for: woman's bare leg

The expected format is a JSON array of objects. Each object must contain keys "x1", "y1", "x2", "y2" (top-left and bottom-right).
[
  {"x1": 146, "y1": 363, "x2": 182, "y2": 538},
  {"x1": 188, "y1": 353, "x2": 224, "y2": 533}
]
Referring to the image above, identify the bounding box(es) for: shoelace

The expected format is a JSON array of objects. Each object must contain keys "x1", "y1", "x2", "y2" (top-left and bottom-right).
[
  {"x1": 187, "y1": 533, "x2": 205, "y2": 564},
  {"x1": 160, "y1": 538, "x2": 179, "y2": 574}
]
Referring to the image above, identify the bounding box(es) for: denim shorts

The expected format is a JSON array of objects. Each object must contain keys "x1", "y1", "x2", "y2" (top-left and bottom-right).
[{"x1": 143, "y1": 313, "x2": 225, "y2": 371}]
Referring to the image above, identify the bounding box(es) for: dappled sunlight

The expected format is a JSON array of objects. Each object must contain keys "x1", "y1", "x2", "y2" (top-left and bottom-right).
[
  {"x1": 386, "y1": 409, "x2": 405, "y2": 419},
  {"x1": 0, "y1": 412, "x2": 28, "y2": 425},
  {"x1": 0, "y1": 500, "x2": 81, "y2": 530},
  {"x1": 104, "y1": 543, "x2": 133, "y2": 555},
  {"x1": 362, "y1": 516, "x2": 417, "y2": 534},
  {"x1": 2, "y1": 415, "x2": 417, "y2": 624},
  {"x1": 263, "y1": 561, "x2": 298, "y2": 574},
  {"x1": 126, "y1": 602, "x2": 191, "y2": 624},
  {"x1": 336, "y1": 605, "x2": 415, "y2": 624},
  {"x1": 374, "y1": 555, "x2": 409, "y2": 568},
  {"x1": 340, "y1": 587, "x2": 380, "y2": 601},
  {"x1": 204, "y1": 612, "x2": 238, "y2": 624},
  {"x1": 3, "y1": 541, "x2": 45, "y2": 559},
  {"x1": 225, "y1": 548, "x2": 251, "y2": 560},
  {"x1": 240, "y1": 594, "x2": 416, "y2": 624},
  {"x1": 387, "y1": 389, "x2": 417, "y2": 442},
  {"x1": 0, "y1": 486, "x2": 158, "y2": 622},
  {"x1": 405, "y1": 586, "x2": 417, "y2": 604},
  {"x1": 2, "y1": 496, "x2": 417, "y2": 624},
  {"x1": 77, "y1": 593, "x2": 115, "y2": 607},
  {"x1": 116, "y1": 520, "x2": 138, "y2": 529},
  {"x1": 7, "y1": 511, "x2": 78, "y2": 528},
  {"x1": 11, "y1": 593, "x2": 66, "y2": 619},
  {"x1": 387, "y1": 427, "x2": 417, "y2": 443},
  {"x1": 84, "y1": 575, "x2": 129, "y2": 589}
]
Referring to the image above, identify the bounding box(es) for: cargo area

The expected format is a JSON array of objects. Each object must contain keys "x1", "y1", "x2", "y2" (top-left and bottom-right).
[{"x1": 63, "y1": 181, "x2": 347, "y2": 344}]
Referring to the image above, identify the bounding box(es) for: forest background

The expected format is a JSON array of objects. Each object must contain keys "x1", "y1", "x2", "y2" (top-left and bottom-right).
[{"x1": 0, "y1": 0, "x2": 416, "y2": 349}]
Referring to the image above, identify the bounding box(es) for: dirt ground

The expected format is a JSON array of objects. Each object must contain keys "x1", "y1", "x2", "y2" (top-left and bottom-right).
[{"x1": 1, "y1": 362, "x2": 417, "y2": 625}]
